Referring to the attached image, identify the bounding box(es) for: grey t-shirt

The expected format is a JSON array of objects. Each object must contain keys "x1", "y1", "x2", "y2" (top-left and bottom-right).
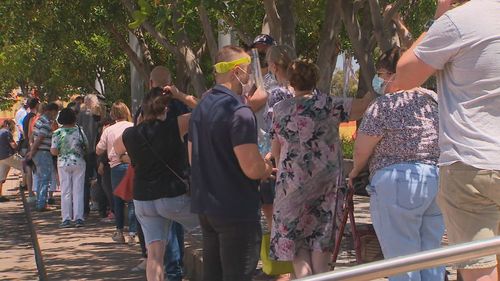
[{"x1": 413, "y1": 0, "x2": 500, "y2": 170}]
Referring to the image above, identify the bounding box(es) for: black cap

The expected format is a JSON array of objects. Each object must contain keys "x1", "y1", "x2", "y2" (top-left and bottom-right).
[{"x1": 251, "y1": 34, "x2": 276, "y2": 48}]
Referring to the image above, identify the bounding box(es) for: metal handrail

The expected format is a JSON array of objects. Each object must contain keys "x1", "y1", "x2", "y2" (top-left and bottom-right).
[{"x1": 296, "y1": 236, "x2": 500, "y2": 281}]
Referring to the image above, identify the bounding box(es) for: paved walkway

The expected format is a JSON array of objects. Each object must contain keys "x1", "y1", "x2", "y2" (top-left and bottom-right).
[
  {"x1": 0, "y1": 172, "x2": 456, "y2": 281},
  {"x1": 0, "y1": 173, "x2": 145, "y2": 281},
  {"x1": 0, "y1": 190, "x2": 37, "y2": 280}
]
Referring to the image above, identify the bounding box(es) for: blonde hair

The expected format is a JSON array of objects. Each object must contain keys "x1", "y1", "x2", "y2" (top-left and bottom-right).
[
  {"x1": 215, "y1": 45, "x2": 247, "y2": 64},
  {"x1": 83, "y1": 94, "x2": 99, "y2": 111},
  {"x1": 266, "y1": 45, "x2": 296, "y2": 71},
  {"x1": 110, "y1": 102, "x2": 131, "y2": 122}
]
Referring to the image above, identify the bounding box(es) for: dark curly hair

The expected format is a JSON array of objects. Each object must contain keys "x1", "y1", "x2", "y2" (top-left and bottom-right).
[
  {"x1": 57, "y1": 108, "x2": 77, "y2": 125},
  {"x1": 376, "y1": 47, "x2": 402, "y2": 73}
]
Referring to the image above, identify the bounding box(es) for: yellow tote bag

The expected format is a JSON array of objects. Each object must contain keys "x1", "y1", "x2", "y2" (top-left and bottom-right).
[{"x1": 260, "y1": 233, "x2": 294, "y2": 275}]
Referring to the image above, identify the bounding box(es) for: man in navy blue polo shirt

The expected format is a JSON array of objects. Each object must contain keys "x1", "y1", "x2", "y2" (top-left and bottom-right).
[{"x1": 188, "y1": 45, "x2": 274, "y2": 281}]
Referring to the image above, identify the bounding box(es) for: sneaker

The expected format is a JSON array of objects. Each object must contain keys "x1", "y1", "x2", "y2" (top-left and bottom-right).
[
  {"x1": 0, "y1": 196, "x2": 10, "y2": 202},
  {"x1": 75, "y1": 219, "x2": 84, "y2": 228},
  {"x1": 131, "y1": 258, "x2": 147, "y2": 272},
  {"x1": 101, "y1": 212, "x2": 115, "y2": 223},
  {"x1": 112, "y1": 231, "x2": 125, "y2": 243},
  {"x1": 59, "y1": 220, "x2": 72, "y2": 228},
  {"x1": 36, "y1": 207, "x2": 50, "y2": 212},
  {"x1": 47, "y1": 198, "x2": 56, "y2": 205},
  {"x1": 90, "y1": 202, "x2": 98, "y2": 211},
  {"x1": 127, "y1": 234, "x2": 137, "y2": 245}
]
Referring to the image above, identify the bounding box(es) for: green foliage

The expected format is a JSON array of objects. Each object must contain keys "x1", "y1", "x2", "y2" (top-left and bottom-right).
[
  {"x1": 0, "y1": 0, "x2": 437, "y2": 106},
  {"x1": 330, "y1": 70, "x2": 359, "y2": 97},
  {"x1": 0, "y1": 0, "x2": 131, "y2": 103},
  {"x1": 341, "y1": 137, "x2": 354, "y2": 160}
]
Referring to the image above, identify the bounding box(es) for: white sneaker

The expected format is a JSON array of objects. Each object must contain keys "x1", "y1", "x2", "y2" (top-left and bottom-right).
[{"x1": 127, "y1": 234, "x2": 137, "y2": 245}]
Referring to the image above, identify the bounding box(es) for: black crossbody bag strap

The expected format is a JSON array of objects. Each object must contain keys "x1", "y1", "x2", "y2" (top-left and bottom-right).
[{"x1": 137, "y1": 130, "x2": 190, "y2": 192}]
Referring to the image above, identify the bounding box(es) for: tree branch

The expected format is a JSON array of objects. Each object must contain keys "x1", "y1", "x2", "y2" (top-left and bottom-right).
[
  {"x1": 316, "y1": 0, "x2": 342, "y2": 93},
  {"x1": 106, "y1": 24, "x2": 150, "y2": 82},
  {"x1": 120, "y1": 0, "x2": 178, "y2": 55},
  {"x1": 382, "y1": 0, "x2": 408, "y2": 27},
  {"x1": 340, "y1": 0, "x2": 376, "y2": 94},
  {"x1": 220, "y1": 14, "x2": 253, "y2": 46},
  {"x1": 368, "y1": 0, "x2": 392, "y2": 52},
  {"x1": 263, "y1": 0, "x2": 282, "y2": 43},
  {"x1": 198, "y1": 3, "x2": 218, "y2": 62},
  {"x1": 135, "y1": 28, "x2": 155, "y2": 69}
]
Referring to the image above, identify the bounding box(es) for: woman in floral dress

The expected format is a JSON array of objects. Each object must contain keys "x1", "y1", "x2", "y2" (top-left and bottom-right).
[{"x1": 270, "y1": 60, "x2": 374, "y2": 277}]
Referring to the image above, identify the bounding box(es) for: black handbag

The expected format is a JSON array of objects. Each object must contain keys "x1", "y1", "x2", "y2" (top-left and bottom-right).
[{"x1": 76, "y1": 125, "x2": 89, "y2": 162}]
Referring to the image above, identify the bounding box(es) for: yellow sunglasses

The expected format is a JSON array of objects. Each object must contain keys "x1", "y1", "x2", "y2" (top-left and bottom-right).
[{"x1": 213, "y1": 57, "x2": 251, "y2": 74}]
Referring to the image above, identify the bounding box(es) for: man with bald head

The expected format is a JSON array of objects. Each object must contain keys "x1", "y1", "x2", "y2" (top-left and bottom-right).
[
  {"x1": 151, "y1": 66, "x2": 198, "y2": 109},
  {"x1": 189, "y1": 45, "x2": 273, "y2": 281}
]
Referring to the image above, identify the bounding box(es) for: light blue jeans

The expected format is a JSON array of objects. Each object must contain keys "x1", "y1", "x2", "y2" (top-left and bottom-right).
[
  {"x1": 368, "y1": 163, "x2": 445, "y2": 281},
  {"x1": 33, "y1": 151, "x2": 53, "y2": 210}
]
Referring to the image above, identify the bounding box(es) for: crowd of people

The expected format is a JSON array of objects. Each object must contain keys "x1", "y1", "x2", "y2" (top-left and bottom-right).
[{"x1": 0, "y1": 1, "x2": 499, "y2": 281}]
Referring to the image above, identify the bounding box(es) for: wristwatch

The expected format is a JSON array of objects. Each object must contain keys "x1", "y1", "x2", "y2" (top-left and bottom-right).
[{"x1": 424, "y1": 19, "x2": 435, "y2": 32}]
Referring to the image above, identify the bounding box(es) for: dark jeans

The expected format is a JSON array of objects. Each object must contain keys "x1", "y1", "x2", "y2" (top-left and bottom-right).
[
  {"x1": 199, "y1": 215, "x2": 261, "y2": 281},
  {"x1": 165, "y1": 221, "x2": 185, "y2": 281},
  {"x1": 110, "y1": 164, "x2": 137, "y2": 233},
  {"x1": 96, "y1": 164, "x2": 113, "y2": 217},
  {"x1": 83, "y1": 153, "x2": 97, "y2": 215}
]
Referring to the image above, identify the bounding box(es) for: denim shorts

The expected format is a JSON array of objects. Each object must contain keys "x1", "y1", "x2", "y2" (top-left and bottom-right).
[{"x1": 134, "y1": 195, "x2": 200, "y2": 245}]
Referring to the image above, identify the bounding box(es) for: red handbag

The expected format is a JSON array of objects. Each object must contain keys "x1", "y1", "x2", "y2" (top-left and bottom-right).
[{"x1": 113, "y1": 165, "x2": 135, "y2": 201}]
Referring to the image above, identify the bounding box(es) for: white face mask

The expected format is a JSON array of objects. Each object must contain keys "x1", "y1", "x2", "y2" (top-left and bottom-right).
[{"x1": 234, "y1": 67, "x2": 250, "y2": 88}]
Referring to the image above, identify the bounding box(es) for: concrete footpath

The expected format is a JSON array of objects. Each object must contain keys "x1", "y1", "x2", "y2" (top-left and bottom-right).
[
  {"x1": 0, "y1": 173, "x2": 145, "y2": 281},
  {"x1": 0, "y1": 171, "x2": 456, "y2": 281},
  {"x1": 0, "y1": 185, "x2": 37, "y2": 280}
]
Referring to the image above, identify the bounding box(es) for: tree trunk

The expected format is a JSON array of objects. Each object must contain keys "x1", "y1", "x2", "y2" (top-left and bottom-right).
[
  {"x1": 340, "y1": 0, "x2": 376, "y2": 95},
  {"x1": 316, "y1": 0, "x2": 342, "y2": 94},
  {"x1": 172, "y1": 2, "x2": 207, "y2": 97},
  {"x1": 263, "y1": 0, "x2": 282, "y2": 42},
  {"x1": 135, "y1": 28, "x2": 155, "y2": 69},
  {"x1": 198, "y1": 3, "x2": 218, "y2": 63},
  {"x1": 368, "y1": 0, "x2": 393, "y2": 52},
  {"x1": 277, "y1": 0, "x2": 296, "y2": 48}
]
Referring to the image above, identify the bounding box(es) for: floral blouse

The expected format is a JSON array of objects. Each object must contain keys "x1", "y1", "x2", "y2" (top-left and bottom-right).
[
  {"x1": 51, "y1": 126, "x2": 88, "y2": 167},
  {"x1": 358, "y1": 88, "x2": 439, "y2": 174}
]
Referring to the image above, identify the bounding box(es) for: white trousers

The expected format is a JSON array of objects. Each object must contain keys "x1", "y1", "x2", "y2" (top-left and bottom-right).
[{"x1": 58, "y1": 164, "x2": 85, "y2": 222}]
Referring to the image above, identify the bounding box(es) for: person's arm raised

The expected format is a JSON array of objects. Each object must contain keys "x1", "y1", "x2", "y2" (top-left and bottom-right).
[
  {"x1": 349, "y1": 91, "x2": 376, "y2": 121},
  {"x1": 391, "y1": 0, "x2": 455, "y2": 91},
  {"x1": 164, "y1": 85, "x2": 199, "y2": 109},
  {"x1": 246, "y1": 86, "x2": 268, "y2": 113}
]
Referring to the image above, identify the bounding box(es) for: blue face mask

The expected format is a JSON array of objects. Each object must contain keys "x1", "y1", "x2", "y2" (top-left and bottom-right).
[{"x1": 372, "y1": 75, "x2": 386, "y2": 95}]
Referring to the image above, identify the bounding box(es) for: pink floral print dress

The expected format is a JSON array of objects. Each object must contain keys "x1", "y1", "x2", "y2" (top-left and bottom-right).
[{"x1": 269, "y1": 90, "x2": 352, "y2": 261}]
